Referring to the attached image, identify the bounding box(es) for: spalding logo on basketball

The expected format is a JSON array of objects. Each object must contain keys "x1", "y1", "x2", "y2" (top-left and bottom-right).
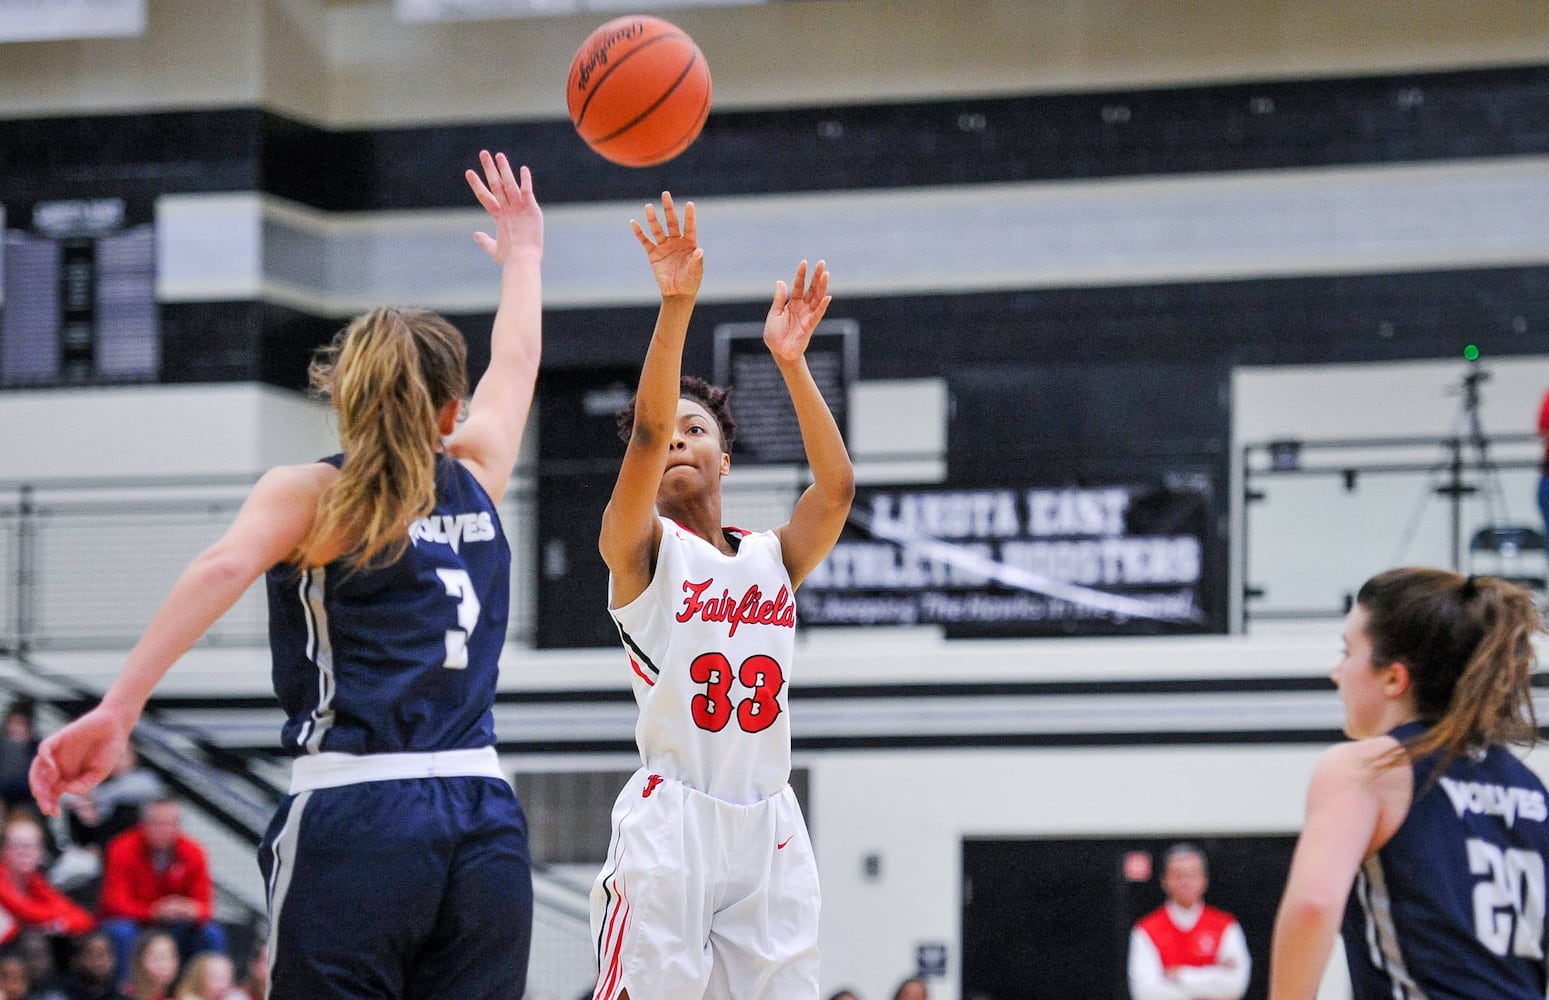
[{"x1": 566, "y1": 15, "x2": 713, "y2": 168}]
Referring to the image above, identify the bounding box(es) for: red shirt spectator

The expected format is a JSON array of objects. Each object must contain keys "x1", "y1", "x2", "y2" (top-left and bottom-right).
[
  {"x1": 98, "y1": 800, "x2": 213, "y2": 925},
  {"x1": 0, "y1": 814, "x2": 93, "y2": 942},
  {"x1": 1127, "y1": 843, "x2": 1249, "y2": 1000},
  {"x1": 1538, "y1": 389, "x2": 1549, "y2": 474}
]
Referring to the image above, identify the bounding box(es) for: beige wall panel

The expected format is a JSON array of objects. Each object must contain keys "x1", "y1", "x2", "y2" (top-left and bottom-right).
[
  {"x1": 263, "y1": 0, "x2": 331, "y2": 120},
  {"x1": 0, "y1": 0, "x2": 265, "y2": 118},
  {"x1": 0, "y1": 0, "x2": 1544, "y2": 124},
  {"x1": 320, "y1": 0, "x2": 1549, "y2": 127}
]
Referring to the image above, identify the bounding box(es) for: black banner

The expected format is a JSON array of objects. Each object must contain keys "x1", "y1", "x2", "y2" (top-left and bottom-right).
[
  {"x1": 713, "y1": 319, "x2": 856, "y2": 465},
  {"x1": 799, "y1": 479, "x2": 1221, "y2": 636}
]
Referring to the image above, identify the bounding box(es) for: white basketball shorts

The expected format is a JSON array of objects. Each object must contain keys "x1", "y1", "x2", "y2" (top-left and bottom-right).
[{"x1": 590, "y1": 767, "x2": 821, "y2": 1000}]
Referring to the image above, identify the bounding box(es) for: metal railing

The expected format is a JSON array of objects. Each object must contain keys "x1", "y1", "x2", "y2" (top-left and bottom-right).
[
  {"x1": 0, "y1": 463, "x2": 830, "y2": 655},
  {"x1": 1241, "y1": 430, "x2": 1545, "y2": 625},
  {"x1": 0, "y1": 472, "x2": 538, "y2": 655}
]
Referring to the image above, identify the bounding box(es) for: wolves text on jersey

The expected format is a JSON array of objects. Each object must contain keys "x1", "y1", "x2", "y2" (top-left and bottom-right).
[
  {"x1": 408, "y1": 511, "x2": 497, "y2": 553},
  {"x1": 677, "y1": 578, "x2": 796, "y2": 637},
  {"x1": 1439, "y1": 775, "x2": 1549, "y2": 829}
]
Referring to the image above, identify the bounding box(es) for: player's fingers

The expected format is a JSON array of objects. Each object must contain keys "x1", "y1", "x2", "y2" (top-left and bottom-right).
[
  {"x1": 472, "y1": 232, "x2": 497, "y2": 256},
  {"x1": 769, "y1": 279, "x2": 790, "y2": 314},
  {"x1": 495, "y1": 152, "x2": 520, "y2": 198},
  {"x1": 631, "y1": 219, "x2": 654, "y2": 251},
  {"x1": 479, "y1": 151, "x2": 502, "y2": 200},
  {"x1": 28, "y1": 753, "x2": 58, "y2": 814},
  {"x1": 518, "y1": 164, "x2": 534, "y2": 200},
  {"x1": 465, "y1": 170, "x2": 499, "y2": 212},
  {"x1": 662, "y1": 192, "x2": 679, "y2": 235},
  {"x1": 810, "y1": 294, "x2": 833, "y2": 329},
  {"x1": 645, "y1": 203, "x2": 666, "y2": 242},
  {"x1": 809, "y1": 265, "x2": 830, "y2": 303},
  {"x1": 790, "y1": 260, "x2": 808, "y2": 299},
  {"x1": 683, "y1": 201, "x2": 696, "y2": 241}
]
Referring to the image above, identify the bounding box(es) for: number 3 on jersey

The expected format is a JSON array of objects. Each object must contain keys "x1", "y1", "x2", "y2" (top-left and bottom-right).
[
  {"x1": 436, "y1": 568, "x2": 481, "y2": 669},
  {"x1": 690, "y1": 652, "x2": 784, "y2": 734}
]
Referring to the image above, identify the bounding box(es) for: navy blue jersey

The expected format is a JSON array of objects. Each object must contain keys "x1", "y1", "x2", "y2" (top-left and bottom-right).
[
  {"x1": 266, "y1": 454, "x2": 510, "y2": 756},
  {"x1": 1343, "y1": 721, "x2": 1549, "y2": 1000}
]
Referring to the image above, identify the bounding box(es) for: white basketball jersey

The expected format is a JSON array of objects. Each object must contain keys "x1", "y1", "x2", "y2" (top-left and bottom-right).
[{"x1": 610, "y1": 516, "x2": 797, "y2": 803}]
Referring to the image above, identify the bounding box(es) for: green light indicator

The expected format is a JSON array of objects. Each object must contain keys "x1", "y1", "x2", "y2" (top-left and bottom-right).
[{"x1": 1463, "y1": 344, "x2": 1480, "y2": 361}]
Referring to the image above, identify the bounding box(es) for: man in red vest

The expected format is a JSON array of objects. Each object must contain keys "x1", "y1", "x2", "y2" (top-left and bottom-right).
[{"x1": 1127, "y1": 843, "x2": 1249, "y2": 1000}]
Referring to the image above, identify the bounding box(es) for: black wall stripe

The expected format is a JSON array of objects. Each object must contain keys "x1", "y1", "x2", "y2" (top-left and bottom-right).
[
  {"x1": 2, "y1": 65, "x2": 1548, "y2": 211},
  {"x1": 535, "y1": 264, "x2": 1549, "y2": 373},
  {"x1": 137, "y1": 674, "x2": 1337, "y2": 711},
  {"x1": 143, "y1": 261, "x2": 1549, "y2": 390}
]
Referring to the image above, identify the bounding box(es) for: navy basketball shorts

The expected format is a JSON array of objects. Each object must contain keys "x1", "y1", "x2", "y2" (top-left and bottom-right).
[{"x1": 259, "y1": 774, "x2": 532, "y2": 1000}]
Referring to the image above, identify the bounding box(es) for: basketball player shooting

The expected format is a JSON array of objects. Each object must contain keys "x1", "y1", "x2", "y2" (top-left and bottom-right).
[{"x1": 589, "y1": 192, "x2": 854, "y2": 1000}]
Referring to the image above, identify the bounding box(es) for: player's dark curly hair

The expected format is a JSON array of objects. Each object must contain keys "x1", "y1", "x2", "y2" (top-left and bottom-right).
[{"x1": 615, "y1": 374, "x2": 737, "y2": 451}]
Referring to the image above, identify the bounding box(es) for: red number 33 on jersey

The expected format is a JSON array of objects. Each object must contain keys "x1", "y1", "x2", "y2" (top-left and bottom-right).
[{"x1": 689, "y1": 652, "x2": 785, "y2": 734}]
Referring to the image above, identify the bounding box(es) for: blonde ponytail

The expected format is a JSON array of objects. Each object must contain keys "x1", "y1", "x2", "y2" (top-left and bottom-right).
[{"x1": 296, "y1": 307, "x2": 468, "y2": 570}]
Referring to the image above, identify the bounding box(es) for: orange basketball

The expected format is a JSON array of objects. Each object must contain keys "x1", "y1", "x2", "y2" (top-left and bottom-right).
[{"x1": 566, "y1": 15, "x2": 712, "y2": 168}]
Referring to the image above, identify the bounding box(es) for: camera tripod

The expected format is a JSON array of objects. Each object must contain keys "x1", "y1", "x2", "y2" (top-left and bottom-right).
[{"x1": 1392, "y1": 361, "x2": 1513, "y2": 570}]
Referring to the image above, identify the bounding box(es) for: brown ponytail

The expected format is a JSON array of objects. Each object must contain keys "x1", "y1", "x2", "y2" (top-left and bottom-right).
[
  {"x1": 1358, "y1": 567, "x2": 1542, "y2": 773},
  {"x1": 295, "y1": 307, "x2": 468, "y2": 570}
]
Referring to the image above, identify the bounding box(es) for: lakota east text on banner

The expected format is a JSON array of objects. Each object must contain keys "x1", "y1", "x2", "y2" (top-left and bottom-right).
[{"x1": 798, "y1": 481, "x2": 1222, "y2": 637}]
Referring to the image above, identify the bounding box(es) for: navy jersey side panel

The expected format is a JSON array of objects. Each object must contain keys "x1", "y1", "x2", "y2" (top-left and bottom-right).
[
  {"x1": 1342, "y1": 722, "x2": 1549, "y2": 1000},
  {"x1": 266, "y1": 455, "x2": 510, "y2": 755}
]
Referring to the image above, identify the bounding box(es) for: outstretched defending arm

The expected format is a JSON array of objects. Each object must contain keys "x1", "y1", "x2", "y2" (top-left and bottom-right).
[
  {"x1": 450, "y1": 150, "x2": 544, "y2": 503},
  {"x1": 29, "y1": 464, "x2": 330, "y2": 815}
]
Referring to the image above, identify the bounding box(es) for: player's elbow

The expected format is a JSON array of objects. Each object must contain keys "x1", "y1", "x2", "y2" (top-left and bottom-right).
[
  {"x1": 820, "y1": 468, "x2": 856, "y2": 511},
  {"x1": 190, "y1": 545, "x2": 265, "y2": 592},
  {"x1": 1276, "y1": 887, "x2": 1345, "y2": 931}
]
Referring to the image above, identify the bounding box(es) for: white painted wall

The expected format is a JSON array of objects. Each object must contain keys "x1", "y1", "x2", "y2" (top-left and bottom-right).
[
  {"x1": 4, "y1": 384, "x2": 335, "y2": 482},
  {"x1": 811, "y1": 744, "x2": 1321, "y2": 1000},
  {"x1": 1234, "y1": 354, "x2": 1549, "y2": 618},
  {"x1": 807, "y1": 732, "x2": 1549, "y2": 1000}
]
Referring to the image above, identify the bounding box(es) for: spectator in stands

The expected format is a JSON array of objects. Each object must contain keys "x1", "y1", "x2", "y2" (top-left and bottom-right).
[
  {"x1": 0, "y1": 815, "x2": 93, "y2": 944},
  {"x1": 1128, "y1": 842, "x2": 1249, "y2": 1000},
  {"x1": 50, "y1": 746, "x2": 165, "y2": 894},
  {"x1": 13, "y1": 930, "x2": 70, "y2": 1000},
  {"x1": 96, "y1": 801, "x2": 222, "y2": 985},
  {"x1": 169, "y1": 953, "x2": 232, "y2": 1000},
  {"x1": 124, "y1": 932, "x2": 176, "y2": 1000},
  {"x1": 893, "y1": 978, "x2": 928, "y2": 1000},
  {"x1": 1537, "y1": 386, "x2": 1549, "y2": 540},
  {"x1": 829, "y1": 990, "x2": 861, "y2": 1000},
  {"x1": 223, "y1": 943, "x2": 261, "y2": 1000},
  {"x1": 62, "y1": 931, "x2": 128, "y2": 1000},
  {"x1": 0, "y1": 703, "x2": 39, "y2": 812},
  {"x1": 64, "y1": 747, "x2": 163, "y2": 859},
  {"x1": 0, "y1": 950, "x2": 30, "y2": 1000}
]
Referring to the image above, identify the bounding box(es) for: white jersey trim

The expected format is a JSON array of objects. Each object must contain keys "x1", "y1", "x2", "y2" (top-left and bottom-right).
[
  {"x1": 1356, "y1": 858, "x2": 1430, "y2": 1000},
  {"x1": 288, "y1": 746, "x2": 504, "y2": 793},
  {"x1": 297, "y1": 566, "x2": 337, "y2": 754}
]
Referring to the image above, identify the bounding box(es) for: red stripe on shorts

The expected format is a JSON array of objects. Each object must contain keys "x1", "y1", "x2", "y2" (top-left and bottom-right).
[{"x1": 594, "y1": 849, "x2": 631, "y2": 1000}]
